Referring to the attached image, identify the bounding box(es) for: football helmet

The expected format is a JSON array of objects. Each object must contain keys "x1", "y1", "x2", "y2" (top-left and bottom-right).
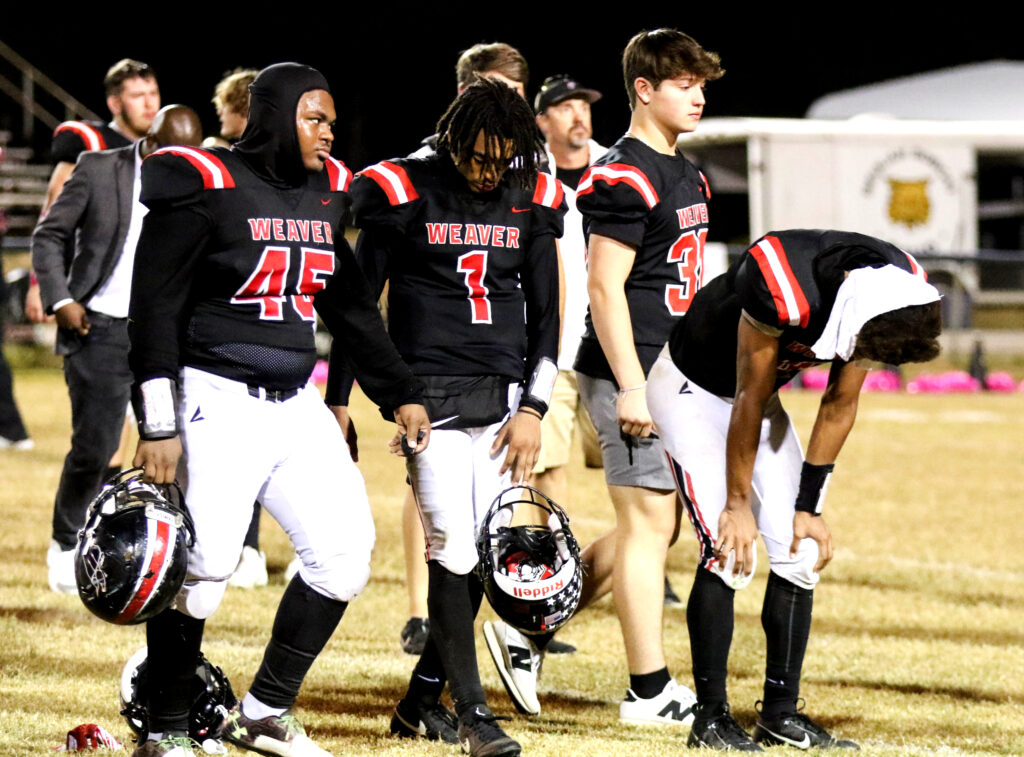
[
  {"x1": 75, "y1": 468, "x2": 194, "y2": 625},
  {"x1": 476, "y1": 485, "x2": 582, "y2": 634},
  {"x1": 120, "y1": 646, "x2": 237, "y2": 746}
]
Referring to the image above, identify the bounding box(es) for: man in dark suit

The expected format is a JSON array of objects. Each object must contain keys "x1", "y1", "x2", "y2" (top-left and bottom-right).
[{"x1": 32, "y1": 105, "x2": 202, "y2": 592}]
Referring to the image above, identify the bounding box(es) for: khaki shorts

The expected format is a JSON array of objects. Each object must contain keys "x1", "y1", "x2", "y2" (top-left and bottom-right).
[{"x1": 533, "y1": 370, "x2": 599, "y2": 473}]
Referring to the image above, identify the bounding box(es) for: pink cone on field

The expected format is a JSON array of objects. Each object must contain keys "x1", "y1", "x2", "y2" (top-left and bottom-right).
[{"x1": 984, "y1": 371, "x2": 1016, "y2": 392}]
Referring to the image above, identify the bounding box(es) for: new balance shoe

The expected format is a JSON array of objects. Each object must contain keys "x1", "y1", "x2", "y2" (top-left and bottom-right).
[
  {"x1": 457, "y1": 705, "x2": 520, "y2": 757},
  {"x1": 47, "y1": 539, "x2": 77, "y2": 594},
  {"x1": 390, "y1": 697, "x2": 458, "y2": 743},
  {"x1": 229, "y1": 547, "x2": 268, "y2": 588},
  {"x1": 400, "y1": 617, "x2": 430, "y2": 655},
  {"x1": 687, "y1": 704, "x2": 763, "y2": 751},
  {"x1": 218, "y1": 704, "x2": 332, "y2": 756},
  {"x1": 753, "y1": 704, "x2": 859, "y2": 750},
  {"x1": 483, "y1": 619, "x2": 541, "y2": 716},
  {"x1": 619, "y1": 678, "x2": 697, "y2": 727},
  {"x1": 132, "y1": 734, "x2": 199, "y2": 757}
]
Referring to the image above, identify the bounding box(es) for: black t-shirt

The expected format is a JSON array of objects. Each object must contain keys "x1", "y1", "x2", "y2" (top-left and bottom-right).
[
  {"x1": 670, "y1": 229, "x2": 928, "y2": 396},
  {"x1": 51, "y1": 121, "x2": 131, "y2": 164},
  {"x1": 555, "y1": 164, "x2": 587, "y2": 190},
  {"x1": 574, "y1": 135, "x2": 711, "y2": 382}
]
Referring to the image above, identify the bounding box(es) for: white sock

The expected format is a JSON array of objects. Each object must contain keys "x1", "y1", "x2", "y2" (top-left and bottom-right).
[{"x1": 242, "y1": 692, "x2": 287, "y2": 721}]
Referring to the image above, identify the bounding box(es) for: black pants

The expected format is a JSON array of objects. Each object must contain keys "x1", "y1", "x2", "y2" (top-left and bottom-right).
[
  {"x1": 52, "y1": 315, "x2": 132, "y2": 549},
  {"x1": 0, "y1": 320, "x2": 29, "y2": 442}
]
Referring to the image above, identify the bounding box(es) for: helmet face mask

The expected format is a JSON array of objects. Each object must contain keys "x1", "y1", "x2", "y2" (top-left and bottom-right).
[
  {"x1": 477, "y1": 486, "x2": 583, "y2": 635},
  {"x1": 119, "y1": 646, "x2": 237, "y2": 744},
  {"x1": 75, "y1": 468, "x2": 195, "y2": 625}
]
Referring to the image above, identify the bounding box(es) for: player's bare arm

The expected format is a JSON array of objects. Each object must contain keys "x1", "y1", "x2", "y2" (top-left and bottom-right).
[
  {"x1": 791, "y1": 359, "x2": 868, "y2": 571},
  {"x1": 491, "y1": 408, "x2": 542, "y2": 483},
  {"x1": 721, "y1": 317, "x2": 779, "y2": 575},
  {"x1": 587, "y1": 233, "x2": 651, "y2": 437}
]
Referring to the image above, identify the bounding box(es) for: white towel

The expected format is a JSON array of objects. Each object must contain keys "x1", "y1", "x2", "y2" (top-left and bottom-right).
[{"x1": 811, "y1": 265, "x2": 940, "y2": 361}]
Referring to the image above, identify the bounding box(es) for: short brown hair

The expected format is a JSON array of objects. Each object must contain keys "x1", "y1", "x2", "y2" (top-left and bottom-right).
[
  {"x1": 622, "y1": 29, "x2": 723, "y2": 109},
  {"x1": 103, "y1": 59, "x2": 156, "y2": 96},
  {"x1": 455, "y1": 42, "x2": 529, "y2": 90},
  {"x1": 212, "y1": 68, "x2": 258, "y2": 116}
]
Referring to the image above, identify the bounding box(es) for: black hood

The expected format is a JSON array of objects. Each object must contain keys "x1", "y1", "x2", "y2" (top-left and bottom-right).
[{"x1": 233, "y1": 62, "x2": 330, "y2": 189}]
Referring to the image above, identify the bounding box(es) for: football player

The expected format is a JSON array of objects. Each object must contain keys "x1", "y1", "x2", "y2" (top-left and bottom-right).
[
  {"x1": 127, "y1": 63, "x2": 429, "y2": 757},
  {"x1": 327, "y1": 78, "x2": 563, "y2": 757},
  {"x1": 647, "y1": 229, "x2": 941, "y2": 750}
]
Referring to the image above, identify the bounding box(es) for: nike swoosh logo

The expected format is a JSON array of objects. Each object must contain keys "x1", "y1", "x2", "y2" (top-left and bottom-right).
[
  {"x1": 321, "y1": 198, "x2": 332, "y2": 205},
  {"x1": 765, "y1": 727, "x2": 811, "y2": 749},
  {"x1": 511, "y1": 207, "x2": 531, "y2": 213},
  {"x1": 430, "y1": 414, "x2": 458, "y2": 428}
]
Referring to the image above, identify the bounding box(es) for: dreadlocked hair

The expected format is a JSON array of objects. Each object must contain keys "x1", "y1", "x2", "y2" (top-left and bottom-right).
[{"x1": 435, "y1": 77, "x2": 543, "y2": 190}]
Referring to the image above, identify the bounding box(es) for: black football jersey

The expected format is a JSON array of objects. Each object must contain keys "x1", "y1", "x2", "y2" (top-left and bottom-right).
[
  {"x1": 51, "y1": 121, "x2": 132, "y2": 163},
  {"x1": 573, "y1": 135, "x2": 711, "y2": 381},
  {"x1": 670, "y1": 229, "x2": 928, "y2": 397},
  {"x1": 347, "y1": 153, "x2": 564, "y2": 384},
  {"x1": 129, "y1": 146, "x2": 418, "y2": 405}
]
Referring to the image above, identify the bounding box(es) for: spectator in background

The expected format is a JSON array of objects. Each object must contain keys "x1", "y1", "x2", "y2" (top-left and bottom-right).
[
  {"x1": 202, "y1": 68, "x2": 258, "y2": 149},
  {"x1": 31, "y1": 105, "x2": 202, "y2": 593}
]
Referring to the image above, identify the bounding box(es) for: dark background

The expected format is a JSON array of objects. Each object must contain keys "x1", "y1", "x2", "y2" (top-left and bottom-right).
[{"x1": 2, "y1": 8, "x2": 1021, "y2": 169}]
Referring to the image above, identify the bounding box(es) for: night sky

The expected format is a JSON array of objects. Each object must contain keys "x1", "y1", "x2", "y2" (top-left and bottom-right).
[{"x1": 2, "y1": 8, "x2": 1021, "y2": 169}]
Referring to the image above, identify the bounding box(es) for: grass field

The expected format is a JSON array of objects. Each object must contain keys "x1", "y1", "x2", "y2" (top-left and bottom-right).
[{"x1": 2, "y1": 368, "x2": 1023, "y2": 756}]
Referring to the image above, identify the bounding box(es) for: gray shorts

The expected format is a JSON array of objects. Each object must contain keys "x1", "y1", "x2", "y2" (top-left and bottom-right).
[{"x1": 576, "y1": 373, "x2": 675, "y2": 490}]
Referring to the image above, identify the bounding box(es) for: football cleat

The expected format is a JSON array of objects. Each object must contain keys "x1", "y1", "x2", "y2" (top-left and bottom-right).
[
  {"x1": 457, "y1": 705, "x2": 520, "y2": 757},
  {"x1": 389, "y1": 698, "x2": 458, "y2": 743},
  {"x1": 752, "y1": 703, "x2": 859, "y2": 750},
  {"x1": 218, "y1": 705, "x2": 332, "y2": 756},
  {"x1": 619, "y1": 678, "x2": 697, "y2": 727},
  {"x1": 131, "y1": 734, "x2": 199, "y2": 757},
  {"x1": 483, "y1": 619, "x2": 541, "y2": 716},
  {"x1": 400, "y1": 617, "x2": 430, "y2": 655},
  {"x1": 688, "y1": 704, "x2": 763, "y2": 751}
]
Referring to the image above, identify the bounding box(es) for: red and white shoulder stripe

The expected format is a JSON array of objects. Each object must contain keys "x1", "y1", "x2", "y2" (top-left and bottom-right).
[
  {"x1": 576, "y1": 162, "x2": 659, "y2": 209},
  {"x1": 150, "y1": 146, "x2": 236, "y2": 189},
  {"x1": 749, "y1": 235, "x2": 810, "y2": 328},
  {"x1": 698, "y1": 170, "x2": 712, "y2": 199},
  {"x1": 358, "y1": 160, "x2": 419, "y2": 205},
  {"x1": 54, "y1": 121, "x2": 106, "y2": 152},
  {"x1": 532, "y1": 172, "x2": 564, "y2": 209},
  {"x1": 324, "y1": 157, "x2": 352, "y2": 192},
  {"x1": 901, "y1": 250, "x2": 928, "y2": 281}
]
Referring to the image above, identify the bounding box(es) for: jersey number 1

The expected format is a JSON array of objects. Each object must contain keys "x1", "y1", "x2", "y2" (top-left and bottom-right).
[
  {"x1": 457, "y1": 249, "x2": 492, "y2": 324},
  {"x1": 231, "y1": 246, "x2": 335, "y2": 321},
  {"x1": 665, "y1": 229, "x2": 706, "y2": 315}
]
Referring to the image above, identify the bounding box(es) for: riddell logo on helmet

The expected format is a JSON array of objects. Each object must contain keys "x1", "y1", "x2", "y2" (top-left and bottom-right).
[{"x1": 512, "y1": 578, "x2": 564, "y2": 599}]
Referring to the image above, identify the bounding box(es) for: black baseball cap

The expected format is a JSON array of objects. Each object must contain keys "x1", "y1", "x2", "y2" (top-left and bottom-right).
[{"x1": 534, "y1": 75, "x2": 603, "y2": 113}]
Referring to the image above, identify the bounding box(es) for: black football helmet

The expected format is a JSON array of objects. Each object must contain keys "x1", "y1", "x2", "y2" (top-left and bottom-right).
[
  {"x1": 119, "y1": 646, "x2": 237, "y2": 745},
  {"x1": 75, "y1": 468, "x2": 195, "y2": 625},
  {"x1": 476, "y1": 485, "x2": 583, "y2": 635}
]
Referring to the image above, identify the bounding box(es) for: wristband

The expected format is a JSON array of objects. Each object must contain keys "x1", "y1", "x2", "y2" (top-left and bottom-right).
[
  {"x1": 517, "y1": 406, "x2": 543, "y2": 420},
  {"x1": 133, "y1": 378, "x2": 179, "y2": 440},
  {"x1": 525, "y1": 357, "x2": 557, "y2": 408},
  {"x1": 795, "y1": 462, "x2": 834, "y2": 515},
  {"x1": 618, "y1": 383, "x2": 646, "y2": 396}
]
